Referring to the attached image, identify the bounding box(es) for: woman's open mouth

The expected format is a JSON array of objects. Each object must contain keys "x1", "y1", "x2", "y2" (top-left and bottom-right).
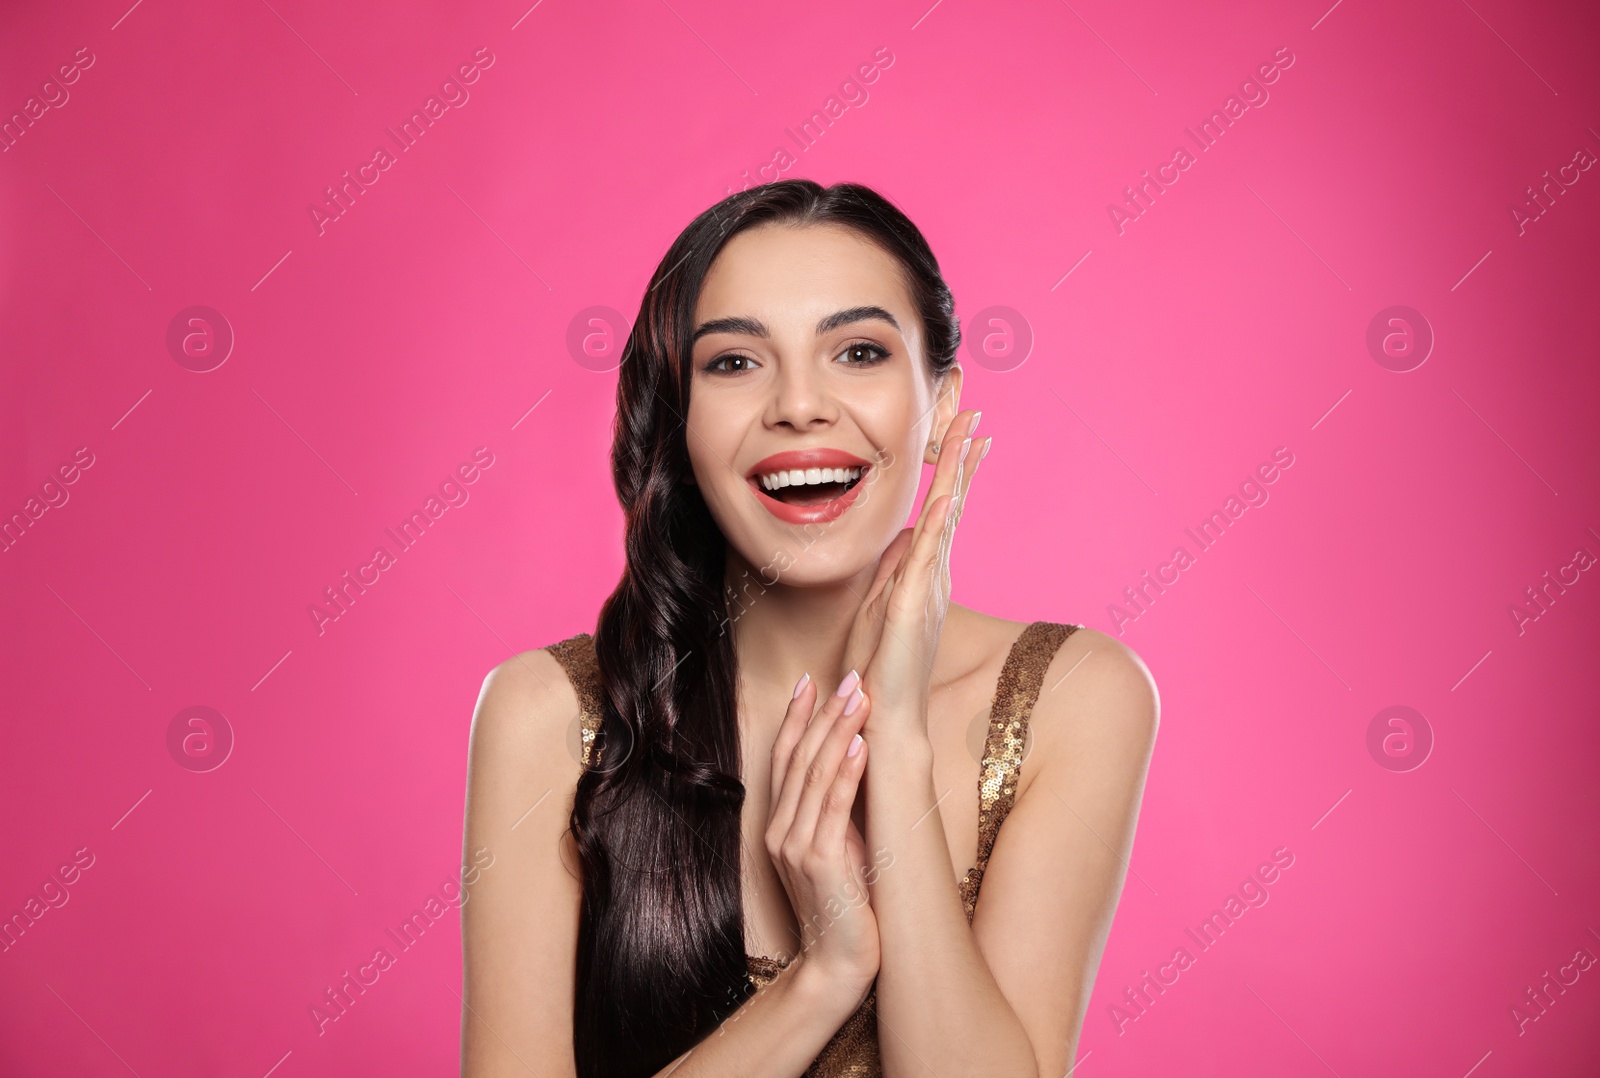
[
  {"x1": 746, "y1": 450, "x2": 872, "y2": 525},
  {"x1": 756, "y1": 465, "x2": 865, "y2": 505}
]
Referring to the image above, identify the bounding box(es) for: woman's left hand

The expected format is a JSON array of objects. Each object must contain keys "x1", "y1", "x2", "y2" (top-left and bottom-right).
[{"x1": 841, "y1": 409, "x2": 989, "y2": 742}]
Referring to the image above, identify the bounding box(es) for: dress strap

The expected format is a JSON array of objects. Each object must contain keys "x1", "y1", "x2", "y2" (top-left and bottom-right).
[
  {"x1": 545, "y1": 633, "x2": 604, "y2": 769},
  {"x1": 964, "y1": 621, "x2": 1079, "y2": 915}
]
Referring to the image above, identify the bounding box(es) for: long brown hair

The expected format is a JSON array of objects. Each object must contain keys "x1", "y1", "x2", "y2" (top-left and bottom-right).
[{"x1": 570, "y1": 179, "x2": 961, "y2": 1076}]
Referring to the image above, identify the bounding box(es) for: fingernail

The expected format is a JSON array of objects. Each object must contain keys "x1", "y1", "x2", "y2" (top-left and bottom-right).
[
  {"x1": 979, "y1": 436, "x2": 992, "y2": 460},
  {"x1": 792, "y1": 672, "x2": 810, "y2": 699},
  {"x1": 835, "y1": 669, "x2": 860, "y2": 698},
  {"x1": 847, "y1": 733, "x2": 863, "y2": 757},
  {"x1": 971, "y1": 411, "x2": 983, "y2": 434},
  {"x1": 960, "y1": 437, "x2": 973, "y2": 463},
  {"x1": 844, "y1": 687, "x2": 865, "y2": 716}
]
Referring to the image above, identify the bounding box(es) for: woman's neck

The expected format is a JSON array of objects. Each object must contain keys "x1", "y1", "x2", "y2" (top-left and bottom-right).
[{"x1": 722, "y1": 547, "x2": 875, "y2": 715}]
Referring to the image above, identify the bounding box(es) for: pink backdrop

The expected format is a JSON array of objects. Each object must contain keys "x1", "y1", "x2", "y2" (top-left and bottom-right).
[{"x1": 3, "y1": 0, "x2": 1597, "y2": 1073}]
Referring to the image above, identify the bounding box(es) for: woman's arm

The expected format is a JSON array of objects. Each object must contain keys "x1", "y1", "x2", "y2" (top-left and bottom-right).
[
  {"x1": 867, "y1": 631, "x2": 1158, "y2": 1078},
  {"x1": 969, "y1": 631, "x2": 1157, "y2": 1073},
  {"x1": 459, "y1": 649, "x2": 585, "y2": 1076},
  {"x1": 648, "y1": 962, "x2": 870, "y2": 1077},
  {"x1": 459, "y1": 649, "x2": 873, "y2": 1077}
]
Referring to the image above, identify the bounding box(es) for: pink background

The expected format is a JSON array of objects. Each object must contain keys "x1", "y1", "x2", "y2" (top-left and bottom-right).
[{"x1": 3, "y1": 0, "x2": 1598, "y2": 1073}]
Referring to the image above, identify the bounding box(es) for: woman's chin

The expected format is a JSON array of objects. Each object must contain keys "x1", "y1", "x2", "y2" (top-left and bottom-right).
[{"x1": 724, "y1": 537, "x2": 886, "y2": 591}]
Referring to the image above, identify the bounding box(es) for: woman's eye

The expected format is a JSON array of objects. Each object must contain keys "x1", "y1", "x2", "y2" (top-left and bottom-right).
[
  {"x1": 837, "y1": 342, "x2": 890, "y2": 366},
  {"x1": 706, "y1": 354, "x2": 759, "y2": 373}
]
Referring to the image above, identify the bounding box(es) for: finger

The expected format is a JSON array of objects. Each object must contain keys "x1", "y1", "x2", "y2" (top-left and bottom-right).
[
  {"x1": 908, "y1": 411, "x2": 980, "y2": 565},
  {"x1": 882, "y1": 490, "x2": 942, "y2": 603},
  {"x1": 951, "y1": 436, "x2": 988, "y2": 528},
  {"x1": 784, "y1": 681, "x2": 864, "y2": 857},
  {"x1": 935, "y1": 439, "x2": 970, "y2": 558},
  {"x1": 843, "y1": 531, "x2": 912, "y2": 676},
  {"x1": 866, "y1": 528, "x2": 914, "y2": 606},
  {"x1": 806, "y1": 695, "x2": 871, "y2": 858},
  {"x1": 773, "y1": 671, "x2": 860, "y2": 844},
  {"x1": 890, "y1": 493, "x2": 955, "y2": 616},
  {"x1": 843, "y1": 821, "x2": 874, "y2": 900},
  {"x1": 929, "y1": 409, "x2": 982, "y2": 505},
  {"x1": 768, "y1": 674, "x2": 820, "y2": 832},
  {"x1": 848, "y1": 531, "x2": 909, "y2": 652},
  {"x1": 911, "y1": 427, "x2": 983, "y2": 604},
  {"x1": 939, "y1": 435, "x2": 989, "y2": 581},
  {"x1": 844, "y1": 819, "x2": 869, "y2": 870}
]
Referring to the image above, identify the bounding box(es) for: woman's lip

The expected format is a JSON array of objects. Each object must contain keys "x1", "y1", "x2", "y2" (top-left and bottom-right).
[
  {"x1": 746, "y1": 448, "x2": 871, "y2": 480},
  {"x1": 750, "y1": 471, "x2": 870, "y2": 525}
]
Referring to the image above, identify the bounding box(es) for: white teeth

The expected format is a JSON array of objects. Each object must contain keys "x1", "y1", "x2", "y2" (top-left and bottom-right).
[{"x1": 756, "y1": 465, "x2": 863, "y2": 490}]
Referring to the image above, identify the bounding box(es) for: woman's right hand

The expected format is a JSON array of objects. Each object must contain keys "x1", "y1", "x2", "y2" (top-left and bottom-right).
[{"x1": 764, "y1": 670, "x2": 880, "y2": 994}]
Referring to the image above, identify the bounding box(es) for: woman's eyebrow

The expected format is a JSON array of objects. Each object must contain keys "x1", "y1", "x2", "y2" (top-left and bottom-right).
[
  {"x1": 691, "y1": 306, "x2": 901, "y2": 345},
  {"x1": 817, "y1": 305, "x2": 901, "y2": 336}
]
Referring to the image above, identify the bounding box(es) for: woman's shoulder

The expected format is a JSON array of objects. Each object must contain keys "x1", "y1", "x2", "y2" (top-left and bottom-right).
[
  {"x1": 1019, "y1": 620, "x2": 1160, "y2": 777},
  {"x1": 1042, "y1": 625, "x2": 1158, "y2": 719},
  {"x1": 466, "y1": 636, "x2": 593, "y2": 782},
  {"x1": 946, "y1": 606, "x2": 1158, "y2": 746}
]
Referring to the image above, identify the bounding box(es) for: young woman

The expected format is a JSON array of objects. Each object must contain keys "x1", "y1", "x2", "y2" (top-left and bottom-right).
[{"x1": 460, "y1": 180, "x2": 1158, "y2": 1077}]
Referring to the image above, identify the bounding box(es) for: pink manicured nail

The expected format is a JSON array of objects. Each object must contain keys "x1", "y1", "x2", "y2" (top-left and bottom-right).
[
  {"x1": 979, "y1": 437, "x2": 992, "y2": 461},
  {"x1": 844, "y1": 687, "x2": 865, "y2": 716},
  {"x1": 847, "y1": 733, "x2": 863, "y2": 757},
  {"x1": 959, "y1": 437, "x2": 973, "y2": 463},
  {"x1": 835, "y1": 669, "x2": 860, "y2": 698},
  {"x1": 792, "y1": 672, "x2": 810, "y2": 699},
  {"x1": 971, "y1": 411, "x2": 982, "y2": 434}
]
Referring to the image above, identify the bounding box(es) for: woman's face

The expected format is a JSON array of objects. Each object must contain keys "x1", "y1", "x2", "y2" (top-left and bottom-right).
[{"x1": 685, "y1": 222, "x2": 961, "y2": 588}]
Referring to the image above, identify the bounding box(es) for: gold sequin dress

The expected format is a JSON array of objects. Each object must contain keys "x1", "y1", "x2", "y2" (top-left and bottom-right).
[{"x1": 548, "y1": 620, "x2": 1079, "y2": 1077}]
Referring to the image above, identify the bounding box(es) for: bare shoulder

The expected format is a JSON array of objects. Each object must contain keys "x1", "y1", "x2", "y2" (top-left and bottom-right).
[
  {"x1": 463, "y1": 644, "x2": 596, "y2": 866},
  {"x1": 461, "y1": 643, "x2": 590, "y2": 1075},
  {"x1": 463, "y1": 642, "x2": 591, "y2": 881},
  {"x1": 1030, "y1": 626, "x2": 1160, "y2": 779},
  {"x1": 940, "y1": 606, "x2": 1159, "y2": 729},
  {"x1": 468, "y1": 646, "x2": 583, "y2": 773},
  {"x1": 1042, "y1": 627, "x2": 1159, "y2": 717}
]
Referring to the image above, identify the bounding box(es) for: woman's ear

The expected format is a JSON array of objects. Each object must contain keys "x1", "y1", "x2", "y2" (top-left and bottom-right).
[{"x1": 923, "y1": 364, "x2": 965, "y2": 464}]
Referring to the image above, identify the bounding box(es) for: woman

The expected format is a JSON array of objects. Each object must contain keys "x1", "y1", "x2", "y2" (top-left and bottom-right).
[{"x1": 460, "y1": 180, "x2": 1158, "y2": 1077}]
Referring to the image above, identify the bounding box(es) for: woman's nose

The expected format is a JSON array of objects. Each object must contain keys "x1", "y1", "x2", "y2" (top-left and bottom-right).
[{"x1": 766, "y1": 362, "x2": 836, "y2": 430}]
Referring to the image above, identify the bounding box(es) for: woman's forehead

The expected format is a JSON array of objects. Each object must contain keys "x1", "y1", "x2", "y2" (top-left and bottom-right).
[{"x1": 694, "y1": 224, "x2": 914, "y2": 333}]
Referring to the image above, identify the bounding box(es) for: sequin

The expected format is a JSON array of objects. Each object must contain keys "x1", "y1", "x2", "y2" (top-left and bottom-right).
[
  {"x1": 546, "y1": 634, "x2": 604, "y2": 770},
  {"x1": 549, "y1": 621, "x2": 1080, "y2": 1075}
]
